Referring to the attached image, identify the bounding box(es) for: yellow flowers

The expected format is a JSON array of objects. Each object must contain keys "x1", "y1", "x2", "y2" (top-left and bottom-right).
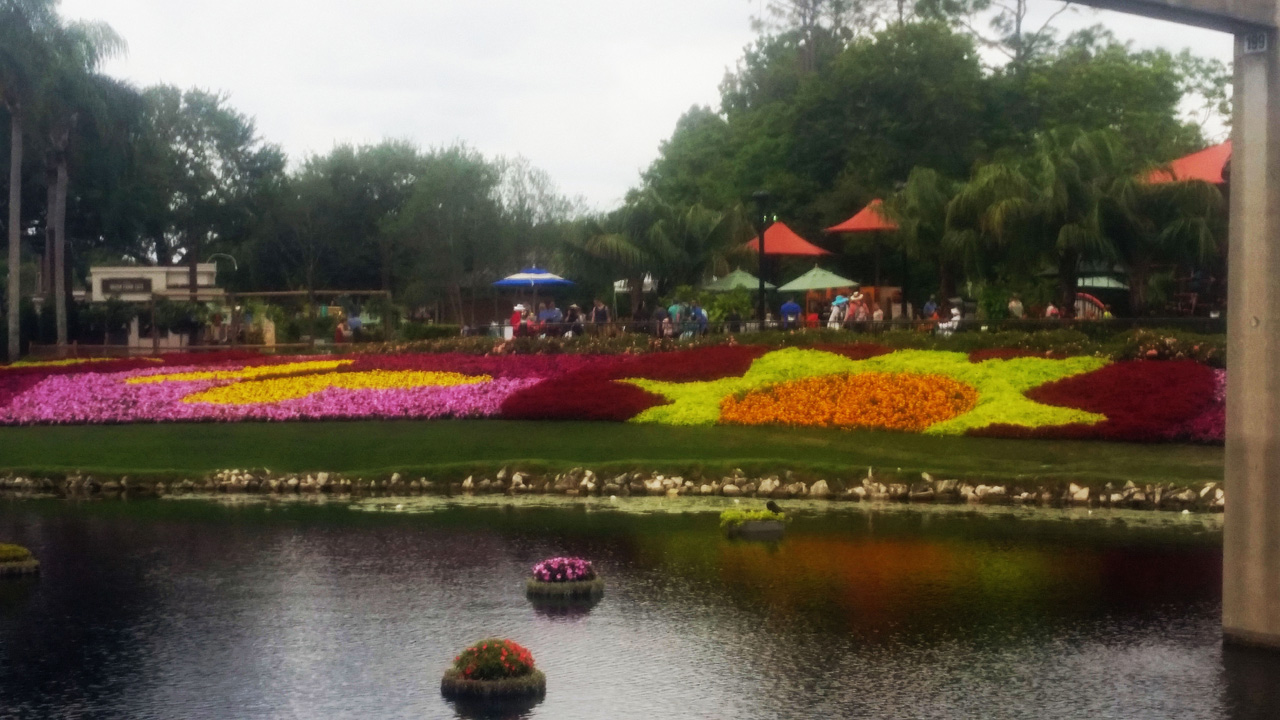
[
  {"x1": 184, "y1": 370, "x2": 491, "y2": 405},
  {"x1": 720, "y1": 372, "x2": 978, "y2": 432},
  {"x1": 128, "y1": 360, "x2": 352, "y2": 385}
]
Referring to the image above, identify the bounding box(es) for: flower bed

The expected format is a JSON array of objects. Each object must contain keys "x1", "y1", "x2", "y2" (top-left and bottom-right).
[
  {"x1": 441, "y1": 639, "x2": 546, "y2": 699},
  {"x1": 0, "y1": 346, "x2": 1226, "y2": 444},
  {"x1": 526, "y1": 556, "x2": 605, "y2": 598}
]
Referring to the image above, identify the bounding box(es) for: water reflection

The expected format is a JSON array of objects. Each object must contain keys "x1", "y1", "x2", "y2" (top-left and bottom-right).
[{"x1": 0, "y1": 497, "x2": 1266, "y2": 720}]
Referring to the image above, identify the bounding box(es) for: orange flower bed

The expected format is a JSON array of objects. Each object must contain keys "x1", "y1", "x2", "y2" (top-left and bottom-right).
[{"x1": 720, "y1": 372, "x2": 978, "y2": 432}]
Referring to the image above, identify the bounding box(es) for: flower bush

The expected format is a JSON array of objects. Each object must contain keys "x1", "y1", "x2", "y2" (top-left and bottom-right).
[
  {"x1": 451, "y1": 639, "x2": 536, "y2": 681},
  {"x1": 531, "y1": 557, "x2": 596, "y2": 583},
  {"x1": 0, "y1": 544, "x2": 33, "y2": 564}
]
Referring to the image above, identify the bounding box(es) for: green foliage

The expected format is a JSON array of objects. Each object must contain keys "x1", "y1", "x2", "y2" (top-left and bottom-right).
[
  {"x1": 399, "y1": 323, "x2": 461, "y2": 342},
  {"x1": 151, "y1": 298, "x2": 203, "y2": 334},
  {"x1": 719, "y1": 507, "x2": 787, "y2": 530},
  {"x1": 0, "y1": 543, "x2": 33, "y2": 563}
]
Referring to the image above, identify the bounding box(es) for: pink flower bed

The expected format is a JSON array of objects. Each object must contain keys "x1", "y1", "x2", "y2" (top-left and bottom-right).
[{"x1": 0, "y1": 362, "x2": 537, "y2": 425}]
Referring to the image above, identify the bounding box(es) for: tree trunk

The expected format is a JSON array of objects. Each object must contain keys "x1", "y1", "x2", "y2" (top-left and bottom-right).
[
  {"x1": 54, "y1": 157, "x2": 69, "y2": 349},
  {"x1": 188, "y1": 235, "x2": 200, "y2": 302},
  {"x1": 43, "y1": 172, "x2": 55, "y2": 299},
  {"x1": 1129, "y1": 260, "x2": 1150, "y2": 316},
  {"x1": 7, "y1": 109, "x2": 23, "y2": 362},
  {"x1": 939, "y1": 261, "x2": 957, "y2": 302},
  {"x1": 1059, "y1": 252, "x2": 1079, "y2": 319},
  {"x1": 630, "y1": 276, "x2": 643, "y2": 319}
]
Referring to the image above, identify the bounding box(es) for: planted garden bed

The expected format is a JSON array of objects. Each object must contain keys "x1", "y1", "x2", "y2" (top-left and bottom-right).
[
  {"x1": 440, "y1": 639, "x2": 546, "y2": 699},
  {"x1": 525, "y1": 557, "x2": 605, "y2": 599}
]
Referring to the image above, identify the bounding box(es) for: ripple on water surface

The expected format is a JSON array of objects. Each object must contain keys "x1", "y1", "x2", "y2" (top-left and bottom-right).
[{"x1": 0, "y1": 496, "x2": 1273, "y2": 720}]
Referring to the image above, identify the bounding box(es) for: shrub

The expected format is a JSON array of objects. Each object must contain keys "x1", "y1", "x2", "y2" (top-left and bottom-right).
[
  {"x1": 0, "y1": 544, "x2": 33, "y2": 563},
  {"x1": 451, "y1": 639, "x2": 536, "y2": 681},
  {"x1": 719, "y1": 508, "x2": 786, "y2": 530},
  {"x1": 399, "y1": 323, "x2": 461, "y2": 342}
]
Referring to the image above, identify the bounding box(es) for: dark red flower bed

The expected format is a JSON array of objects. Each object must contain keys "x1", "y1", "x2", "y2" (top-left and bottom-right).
[
  {"x1": 809, "y1": 343, "x2": 893, "y2": 361},
  {"x1": 970, "y1": 360, "x2": 1218, "y2": 442}
]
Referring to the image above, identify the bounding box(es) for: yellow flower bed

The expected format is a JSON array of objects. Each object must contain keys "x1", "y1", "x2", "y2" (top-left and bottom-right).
[
  {"x1": 721, "y1": 372, "x2": 978, "y2": 432},
  {"x1": 184, "y1": 370, "x2": 491, "y2": 405},
  {"x1": 127, "y1": 360, "x2": 352, "y2": 385}
]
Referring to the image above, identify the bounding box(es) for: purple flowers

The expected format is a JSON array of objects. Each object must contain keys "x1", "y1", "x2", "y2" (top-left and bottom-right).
[{"x1": 531, "y1": 557, "x2": 596, "y2": 583}]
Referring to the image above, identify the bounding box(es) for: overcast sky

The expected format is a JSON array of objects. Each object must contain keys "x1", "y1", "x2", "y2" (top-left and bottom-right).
[{"x1": 61, "y1": 0, "x2": 1235, "y2": 210}]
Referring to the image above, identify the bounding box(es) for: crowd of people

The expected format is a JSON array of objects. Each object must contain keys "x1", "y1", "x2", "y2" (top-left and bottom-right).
[{"x1": 509, "y1": 299, "x2": 612, "y2": 337}]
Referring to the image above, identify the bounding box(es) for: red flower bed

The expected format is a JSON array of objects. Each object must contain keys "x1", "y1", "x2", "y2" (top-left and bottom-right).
[
  {"x1": 970, "y1": 360, "x2": 1218, "y2": 442},
  {"x1": 622, "y1": 345, "x2": 772, "y2": 382}
]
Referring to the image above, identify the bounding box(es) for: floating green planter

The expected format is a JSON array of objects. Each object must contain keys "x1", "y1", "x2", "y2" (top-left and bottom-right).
[
  {"x1": 0, "y1": 544, "x2": 38, "y2": 576},
  {"x1": 720, "y1": 508, "x2": 788, "y2": 540},
  {"x1": 441, "y1": 639, "x2": 546, "y2": 700}
]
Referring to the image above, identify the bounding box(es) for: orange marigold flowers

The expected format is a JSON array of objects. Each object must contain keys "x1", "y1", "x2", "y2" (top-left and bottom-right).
[{"x1": 720, "y1": 372, "x2": 978, "y2": 432}]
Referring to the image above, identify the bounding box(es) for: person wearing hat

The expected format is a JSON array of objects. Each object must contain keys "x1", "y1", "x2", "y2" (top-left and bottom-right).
[
  {"x1": 564, "y1": 303, "x2": 584, "y2": 337},
  {"x1": 511, "y1": 304, "x2": 527, "y2": 337},
  {"x1": 827, "y1": 296, "x2": 846, "y2": 330}
]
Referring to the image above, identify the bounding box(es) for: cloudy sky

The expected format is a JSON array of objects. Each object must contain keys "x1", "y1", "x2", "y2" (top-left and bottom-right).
[{"x1": 61, "y1": 1, "x2": 1234, "y2": 210}]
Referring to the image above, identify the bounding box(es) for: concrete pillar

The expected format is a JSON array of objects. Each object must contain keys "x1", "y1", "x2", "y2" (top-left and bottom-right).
[{"x1": 1223, "y1": 27, "x2": 1280, "y2": 650}]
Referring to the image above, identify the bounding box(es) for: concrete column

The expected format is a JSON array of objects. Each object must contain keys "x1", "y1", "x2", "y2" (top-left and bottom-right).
[{"x1": 1223, "y1": 27, "x2": 1280, "y2": 650}]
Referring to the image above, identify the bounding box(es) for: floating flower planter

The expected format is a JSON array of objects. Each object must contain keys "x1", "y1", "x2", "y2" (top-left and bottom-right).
[
  {"x1": 525, "y1": 556, "x2": 605, "y2": 599},
  {"x1": 0, "y1": 544, "x2": 38, "y2": 576},
  {"x1": 720, "y1": 508, "x2": 788, "y2": 540},
  {"x1": 440, "y1": 639, "x2": 546, "y2": 700}
]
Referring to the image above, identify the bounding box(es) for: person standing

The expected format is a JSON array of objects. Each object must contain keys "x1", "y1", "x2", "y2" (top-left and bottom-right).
[
  {"x1": 590, "y1": 298, "x2": 611, "y2": 333},
  {"x1": 827, "y1": 297, "x2": 845, "y2": 330},
  {"x1": 780, "y1": 297, "x2": 802, "y2": 329}
]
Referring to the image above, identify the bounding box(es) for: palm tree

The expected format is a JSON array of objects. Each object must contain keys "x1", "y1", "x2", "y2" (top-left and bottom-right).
[
  {"x1": 1103, "y1": 177, "x2": 1224, "y2": 314},
  {"x1": 885, "y1": 167, "x2": 959, "y2": 303},
  {"x1": 0, "y1": 0, "x2": 57, "y2": 361},
  {"x1": 562, "y1": 191, "x2": 748, "y2": 317},
  {"x1": 948, "y1": 129, "x2": 1127, "y2": 316},
  {"x1": 38, "y1": 19, "x2": 125, "y2": 349}
]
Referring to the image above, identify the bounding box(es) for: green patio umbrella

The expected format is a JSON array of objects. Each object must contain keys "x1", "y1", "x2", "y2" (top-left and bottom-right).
[
  {"x1": 703, "y1": 268, "x2": 776, "y2": 292},
  {"x1": 778, "y1": 266, "x2": 860, "y2": 292}
]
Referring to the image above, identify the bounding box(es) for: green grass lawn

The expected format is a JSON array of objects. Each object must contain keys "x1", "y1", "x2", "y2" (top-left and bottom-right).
[{"x1": 0, "y1": 420, "x2": 1223, "y2": 486}]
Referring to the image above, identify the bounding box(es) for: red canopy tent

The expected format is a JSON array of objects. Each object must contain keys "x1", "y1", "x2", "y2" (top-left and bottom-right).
[
  {"x1": 826, "y1": 198, "x2": 899, "y2": 233},
  {"x1": 743, "y1": 222, "x2": 831, "y2": 256},
  {"x1": 1147, "y1": 141, "x2": 1231, "y2": 185}
]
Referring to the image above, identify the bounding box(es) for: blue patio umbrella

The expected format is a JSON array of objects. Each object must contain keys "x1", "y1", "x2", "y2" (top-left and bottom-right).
[
  {"x1": 492, "y1": 267, "x2": 575, "y2": 288},
  {"x1": 493, "y1": 268, "x2": 574, "y2": 315}
]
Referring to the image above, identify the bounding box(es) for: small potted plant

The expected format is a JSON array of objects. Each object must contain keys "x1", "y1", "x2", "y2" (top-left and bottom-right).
[
  {"x1": 719, "y1": 507, "x2": 788, "y2": 540},
  {"x1": 0, "y1": 544, "x2": 38, "y2": 576},
  {"x1": 441, "y1": 638, "x2": 546, "y2": 699},
  {"x1": 525, "y1": 557, "x2": 605, "y2": 599}
]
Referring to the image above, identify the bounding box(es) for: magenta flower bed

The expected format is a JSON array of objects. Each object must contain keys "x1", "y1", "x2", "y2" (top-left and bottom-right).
[{"x1": 531, "y1": 557, "x2": 596, "y2": 583}]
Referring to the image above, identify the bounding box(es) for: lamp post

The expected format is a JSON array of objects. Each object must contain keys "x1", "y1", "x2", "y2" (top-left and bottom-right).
[{"x1": 751, "y1": 190, "x2": 773, "y2": 325}]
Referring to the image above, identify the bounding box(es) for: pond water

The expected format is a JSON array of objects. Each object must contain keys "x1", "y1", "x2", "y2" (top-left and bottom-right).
[{"x1": 0, "y1": 496, "x2": 1274, "y2": 720}]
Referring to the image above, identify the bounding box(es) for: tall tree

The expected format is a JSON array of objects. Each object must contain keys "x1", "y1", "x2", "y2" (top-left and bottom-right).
[
  {"x1": 0, "y1": 0, "x2": 57, "y2": 361},
  {"x1": 37, "y1": 16, "x2": 124, "y2": 348},
  {"x1": 134, "y1": 86, "x2": 285, "y2": 300},
  {"x1": 886, "y1": 167, "x2": 959, "y2": 303}
]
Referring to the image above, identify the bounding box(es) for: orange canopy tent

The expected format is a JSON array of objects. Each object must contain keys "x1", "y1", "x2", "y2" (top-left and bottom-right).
[
  {"x1": 1147, "y1": 141, "x2": 1231, "y2": 185},
  {"x1": 744, "y1": 221, "x2": 831, "y2": 256},
  {"x1": 826, "y1": 198, "x2": 899, "y2": 233}
]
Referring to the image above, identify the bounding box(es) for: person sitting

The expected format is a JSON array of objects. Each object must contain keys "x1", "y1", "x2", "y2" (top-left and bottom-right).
[
  {"x1": 922, "y1": 295, "x2": 939, "y2": 320},
  {"x1": 780, "y1": 298, "x2": 803, "y2": 329},
  {"x1": 1045, "y1": 302, "x2": 1061, "y2": 319},
  {"x1": 564, "y1": 304, "x2": 584, "y2": 337},
  {"x1": 1007, "y1": 295, "x2": 1025, "y2": 319},
  {"x1": 936, "y1": 307, "x2": 962, "y2": 337}
]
